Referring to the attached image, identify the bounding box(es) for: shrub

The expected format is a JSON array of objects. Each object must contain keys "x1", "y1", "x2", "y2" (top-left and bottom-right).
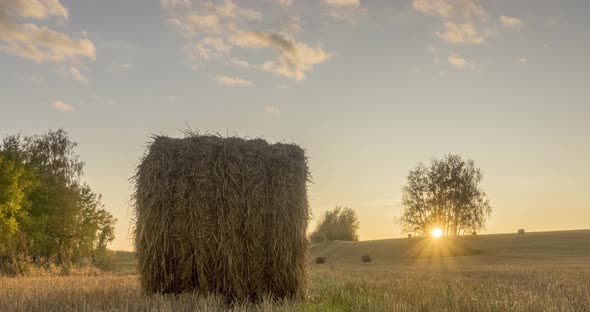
[
  {"x1": 315, "y1": 257, "x2": 326, "y2": 264},
  {"x1": 309, "y1": 231, "x2": 327, "y2": 244},
  {"x1": 361, "y1": 255, "x2": 372, "y2": 263}
]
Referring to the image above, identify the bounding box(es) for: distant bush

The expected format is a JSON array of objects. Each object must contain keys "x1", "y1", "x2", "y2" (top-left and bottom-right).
[
  {"x1": 309, "y1": 231, "x2": 327, "y2": 244},
  {"x1": 518, "y1": 229, "x2": 525, "y2": 234},
  {"x1": 361, "y1": 255, "x2": 372, "y2": 263},
  {"x1": 315, "y1": 257, "x2": 326, "y2": 264},
  {"x1": 408, "y1": 234, "x2": 412, "y2": 238},
  {"x1": 312, "y1": 207, "x2": 360, "y2": 241},
  {"x1": 472, "y1": 232, "x2": 478, "y2": 236}
]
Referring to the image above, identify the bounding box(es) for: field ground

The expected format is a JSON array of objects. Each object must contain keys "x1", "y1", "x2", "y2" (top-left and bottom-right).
[{"x1": 1, "y1": 230, "x2": 589, "y2": 311}]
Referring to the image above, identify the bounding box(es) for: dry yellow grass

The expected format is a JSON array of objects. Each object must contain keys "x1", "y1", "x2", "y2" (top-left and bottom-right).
[
  {"x1": 1, "y1": 262, "x2": 589, "y2": 311},
  {"x1": 2, "y1": 230, "x2": 589, "y2": 311}
]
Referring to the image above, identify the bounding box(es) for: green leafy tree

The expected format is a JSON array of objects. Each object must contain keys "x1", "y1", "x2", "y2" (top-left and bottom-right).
[
  {"x1": 0, "y1": 155, "x2": 31, "y2": 257},
  {"x1": 312, "y1": 206, "x2": 360, "y2": 242},
  {"x1": 0, "y1": 129, "x2": 116, "y2": 268},
  {"x1": 400, "y1": 154, "x2": 491, "y2": 236}
]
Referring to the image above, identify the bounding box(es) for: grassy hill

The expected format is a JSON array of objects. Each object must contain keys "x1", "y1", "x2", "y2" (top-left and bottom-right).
[{"x1": 310, "y1": 229, "x2": 590, "y2": 265}]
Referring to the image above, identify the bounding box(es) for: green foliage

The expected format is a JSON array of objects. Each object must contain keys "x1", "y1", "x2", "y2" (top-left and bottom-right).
[
  {"x1": 0, "y1": 129, "x2": 116, "y2": 273},
  {"x1": 312, "y1": 206, "x2": 360, "y2": 242},
  {"x1": 0, "y1": 154, "x2": 31, "y2": 255},
  {"x1": 400, "y1": 154, "x2": 491, "y2": 237}
]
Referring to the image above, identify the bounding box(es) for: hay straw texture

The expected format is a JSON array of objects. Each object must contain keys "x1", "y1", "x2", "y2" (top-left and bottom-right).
[{"x1": 133, "y1": 134, "x2": 310, "y2": 302}]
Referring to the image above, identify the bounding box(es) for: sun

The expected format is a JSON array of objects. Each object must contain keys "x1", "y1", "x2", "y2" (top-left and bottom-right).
[{"x1": 431, "y1": 228, "x2": 443, "y2": 238}]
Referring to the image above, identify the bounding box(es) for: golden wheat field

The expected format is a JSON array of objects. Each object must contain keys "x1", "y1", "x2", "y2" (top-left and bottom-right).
[{"x1": 1, "y1": 230, "x2": 589, "y2": 312}]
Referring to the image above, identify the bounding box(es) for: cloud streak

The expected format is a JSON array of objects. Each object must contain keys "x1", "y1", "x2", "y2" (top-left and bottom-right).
[
  {"x1": 215, "y1": 75, "x2": 253, "y2": 86},
  {"x1": 52, "y1": 100, "x2": 74, "y2": 112},
  {"x1": 69, "y1": 66, "x2": 88, "y2": 83},
  {"x1": 163, "y1": 0, "x2": 330, "y2": 81},
  {"x1": 412, "y1": 0, "x2": 493, "y2": 45},
  {"x1": 500, "y1": 16, "x2": 523, "y2": 29},
  {"x1": 0, "y1": 0, "x2": 96, "y2": 63},
  {"x1": 447, "y1": 53, "x2": 473, "y2": 69}
]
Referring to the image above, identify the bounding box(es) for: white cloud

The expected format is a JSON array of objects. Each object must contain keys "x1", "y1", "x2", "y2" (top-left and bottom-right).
[
  {"x1": 51, "y1": 100, "x2": 74, "y2": 112},
  {"x1": 230, "y1": 58, "x2": 250, "y2": 67},
  {"x1": 447, "y1": 53, "x2": 471, "y2": 68},
  {"x1": 231, "y1": 31, "x2": 331, "y2": 81},
  {"x1": 0, "y1": 0, "x2": 96, "y2": 63},
  {"x1": 413, "y1": 0, "x2": 486, "y2": 20},
  {"x1": 273, "y1": 0, "x2": 293, "y2": 6},
  {"x1": 324, "y1": 0, "x2": 360, "y2": 7},
  {"x1": 323, "y1": 0, "x2": 365, "y2": 22},
  {"x1": 187, "y1": 36, "x2": 231, "y2": 60},
  {"x1": 437, "y1": 22, "x2": 484, "y2": 44},
  {"x1": 412, "y1": 0, "x2": 453, "y2": 17},
  {"x1": 215, "y1": 75, "x2": 253, "y2": 86},
  {"x1": 264, "y1": 105, "x2": 281, "y2": 116},
  {"x1": 500, "y1": 16, "x2": 523, "y2": 29},
  {"x1": 169, "y1": 0, "x2": 330, "y2": 80},
  {"x1": 69, "y1": 66, "x2": 87, "y2": 83},
  {"x1": 412, "y1": 0, "x2": 491, "y2": 45},
  {"x1": 281, "y1": 16, "x2": 301, "y2": 33},
  {"x1": 519, "y1": 57, "x2": 527, "y2": 64},
  {"x1": 165, "y1": 0, "x2": 331, "y2": 81},
  {"x1": 171, "y1": 14, "x2": 221, "y2": 35},
  {"x1": 160, "y1": 0, "x2": 190, "y2": 9}
]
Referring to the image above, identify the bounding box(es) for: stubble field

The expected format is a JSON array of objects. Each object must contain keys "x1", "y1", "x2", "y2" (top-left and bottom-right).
[{"x1": 1, "y1": 230, "x2": 589, "y2": 311}]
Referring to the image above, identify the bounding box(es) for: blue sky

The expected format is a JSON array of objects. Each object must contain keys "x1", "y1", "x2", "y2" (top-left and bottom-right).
[{"x1": 1, "y1": 0, "x2": 589, "y2": 250}]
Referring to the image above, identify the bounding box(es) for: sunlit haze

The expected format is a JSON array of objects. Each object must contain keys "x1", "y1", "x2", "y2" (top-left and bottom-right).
[{"x1": 1, "y1": 0, "x2": 589, "y2": 251}]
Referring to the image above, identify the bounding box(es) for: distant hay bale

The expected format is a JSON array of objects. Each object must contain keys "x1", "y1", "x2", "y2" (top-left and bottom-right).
[
  {"x1": 315, "y1": 257, "x2": 325, "y2": 264},
  {"x1": 133, "y1": 134, "x2": 310, "y2": 302},
  {"x1": 407, "y1": 234, "x2": 412, "y2": 239},
  {"x1": 518, "y1": 229, "x2": 525, "y2": 234},
  {"x1": 361, "y1": 255, "x2": 372, "y2": 263},
  {"x1": 472, "y1": 232, "x2": 478, "y2": 236}
]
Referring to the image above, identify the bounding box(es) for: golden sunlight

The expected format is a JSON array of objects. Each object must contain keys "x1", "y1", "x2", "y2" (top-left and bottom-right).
[{"x1": 431, "y1": 228, "x2": 443, "y2": 238}]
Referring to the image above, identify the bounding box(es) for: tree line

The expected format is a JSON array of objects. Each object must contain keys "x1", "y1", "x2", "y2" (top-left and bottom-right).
[
  {"x1": 0, "y1": 129, "x2": 116, "y2": 275},
  {"x1": 0, "y1": 128, "x2": 491, "y2": 274},
  {"x1": 310, "y1": 154, "x2": 491, "y2": 243}
]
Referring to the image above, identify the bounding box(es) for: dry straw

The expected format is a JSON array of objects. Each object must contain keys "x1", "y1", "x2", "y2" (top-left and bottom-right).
[{"x1": 132, "y1": 133, "x2": 310, "y2": 302}]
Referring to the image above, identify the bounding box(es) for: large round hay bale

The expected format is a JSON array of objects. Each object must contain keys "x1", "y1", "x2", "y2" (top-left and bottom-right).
[
  {"x1": 315, "y1": 257, "x2": 325, "y2": 264},
  {"x1": 361, "y1": 254, "x2": 372, "y2": 263},
  {"x1": 133, "y1": 134, "x2": 310, "y2": 302},
  {"x1": 518, "y1": 229, "x2": 525, "y2": 234}
]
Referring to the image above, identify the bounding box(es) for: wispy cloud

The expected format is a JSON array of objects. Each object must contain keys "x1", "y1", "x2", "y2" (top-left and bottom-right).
[
  {"x1": 163, "y1": 0, "x2": 331, "y2": 81},
  {"x1": 229, "y1": 58, "x2": 250, "y2": 68},
  {"x1": 323, "y1": 0, "x2": 366, "y2": 22},
  {"x1": 69, "y1": 66, "x2": 88, "y2": 83},
  {"x1": 500, "y1": 16, "x2": 523, "y2": 29},
  {"x1": 437, "y1": 22, "x2": 485, "y2": 44},
  {"x1": 281, "y1": 16, "x2": 301, "y2": 33},
  {"x1": 215, "y1": 75, "x2": 253, "y2": 86},
  {"x1": 413, "y1": 0, "x2": 490, "y2": 45},
  {"x1": 160, "y1": 0, "x2": 190, "y2": 9},
  {"x1": 264, "y1": 105, "x2": 281, "y2": 116},
  {"x1": 52, "y1": 100, "x2": 74, "y2": 112},
  {"x1": 447, "y1": 53, "x2": 473, "y2": 69},
  {"x1": 324, "y1": 0, "x2": 360, "y2": 7},
  {"x1": 230, "y1": 31, "x2": 330, "y2": 81},
  {"x1": 272, "y1": 0, "x2": 293, "y2": 7},
  {"x1": 0, "y1": 0, "x2": 96, "y2": 63}
]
